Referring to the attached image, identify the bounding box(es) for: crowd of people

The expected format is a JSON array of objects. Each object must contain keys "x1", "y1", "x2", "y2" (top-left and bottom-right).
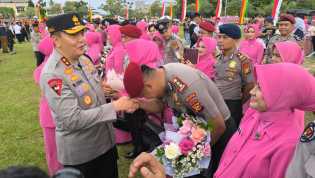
[
  {"x1": 0, "y1": 18, "x2": 34, "y2": 55},
  {"x1": 1, "y1": 10, "x2": 315, "y2": 178}
]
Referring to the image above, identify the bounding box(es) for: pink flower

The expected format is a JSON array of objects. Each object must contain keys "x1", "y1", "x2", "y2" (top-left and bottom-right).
[
  {"x1": 179, "y1": 120, "x2": 194, "y2": 136},
  {"x1": 179, "y1": 138, "x2": 195, "y2": 155},
  {"x1": 191, "y1": 127, "x2": 206, "y2": 143},
  {"x1": 203, "y1": 144, "x2": 211, "y2": 156}
]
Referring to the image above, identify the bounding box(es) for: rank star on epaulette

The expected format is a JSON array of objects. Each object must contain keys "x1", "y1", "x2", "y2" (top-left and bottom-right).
[
  {"x1": 61, "y1": 57, "x2": 71, "y2": 66},
  {"x1": 171, "y1": 77, "x2": 187, "y2": 93},
  {"x1": 300, "y1": 121, "x2": 315, "y2": 143}
]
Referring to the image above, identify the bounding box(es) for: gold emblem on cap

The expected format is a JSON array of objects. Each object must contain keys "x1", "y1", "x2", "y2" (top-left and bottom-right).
[{"x1": 72, "y1": 15, "x2": 81, "y2": 26}]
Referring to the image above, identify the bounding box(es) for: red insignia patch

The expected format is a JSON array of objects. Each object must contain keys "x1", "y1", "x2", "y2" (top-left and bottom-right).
[
  {"x1": 48, "y1": 79, "x2": 63, "y2": 96},
  {"x1": 171, "y1": 77, "x2": 187, "y2": 93},
  {"x1": 242, "y1": 62, "x2": 251, "y2": 75},
  {"x1": 185, "y1": 92, "x2": 204, "y2": 113},
  {"x1": 60, "y1": 57, "x2": 71, "y2": 66},
  {"x1": 300, "y1": 121, "x2": 315, "y2": 143}
]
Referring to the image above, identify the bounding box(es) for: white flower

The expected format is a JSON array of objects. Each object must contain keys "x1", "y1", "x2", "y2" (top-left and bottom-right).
[{"x1": 165, "y1": 143, "x2": 181, "y2": 160}]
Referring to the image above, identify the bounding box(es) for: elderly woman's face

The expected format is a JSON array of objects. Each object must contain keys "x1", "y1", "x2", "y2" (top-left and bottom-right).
[
  {"x1": 270, "y1": 47, "x2": 282, "y2": 64},
  {"x1": 249, "y1": 85, "x2": 267, "y2": 112}
]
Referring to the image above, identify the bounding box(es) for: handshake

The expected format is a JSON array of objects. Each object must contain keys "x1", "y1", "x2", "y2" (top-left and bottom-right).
[
  {"x1": 113, "y1": 96, "x2": 141, "y2": 113},
  {"x1": 102, "y1": 80, "x2": 141, "y2": 113}
]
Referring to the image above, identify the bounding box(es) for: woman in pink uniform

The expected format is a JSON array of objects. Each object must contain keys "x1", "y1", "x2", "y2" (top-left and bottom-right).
[
  {"x1": 270, "y1": 41, "x2": 304, "y2": 64},
  {"x1": 105, "y1": 25, "x2": 128, "y2": 74},
  {"x1": 195, "y1": 36, "x2": 217, "y2": 80},
  {"x1": 105, "y1": 24, "x2": 131, "y2": 144},
  {"x1": 239, "y1": 24, "x2": 265, "y2": 64},
  {"x1": 136, "y1": 21, "x2": 150, "y2": 41},
  {"x1": 269, "y1": 41, "x2": 305, "y2": 131},
  {"x1": 214, "y1": 63, "x2": 315, "y2": 178},
  {"x1": 85, "y1": 29, "x2": 103, "y2": 65},
  {"x1": 33, "y1": 36, "x2": 62, "y2": 175}
]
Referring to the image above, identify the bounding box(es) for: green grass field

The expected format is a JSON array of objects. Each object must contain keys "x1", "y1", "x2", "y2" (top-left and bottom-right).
[{"x1": 0, "y1": 42, "x2": 314, "y2": 177}]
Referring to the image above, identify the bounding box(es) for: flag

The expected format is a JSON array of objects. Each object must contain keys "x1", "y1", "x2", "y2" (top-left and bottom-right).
[
  {"x1": 215, "y1": 0, "x2": 222, "y2": 18},
  {"x1": 239, "y1": 0, "x2": 249, "y2": 24},
  {"x1": 125, "y1": 6, "x2": 129, "y2": 19},
  {"x1": 88, "y1": 7, "x2": 93, "y2": 22},
  {"x1": 196, "y1": 0, "x2": 199, "y2": 13},
  {"x1": 161, "y1": 0, "x2": 165, "y2": 17},
  {"x1": 272, "y1": 0, "x2": 283, "y2": 25},
  {"x1": 170, "y1": 1, "x2": 173, "y2": 18},
  {"x1": 181, "y1": 0, "x2": 187, "y2": 21}
]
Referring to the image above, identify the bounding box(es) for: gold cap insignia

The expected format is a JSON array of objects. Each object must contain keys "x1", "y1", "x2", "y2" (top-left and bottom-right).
[{"x1": 72, "y1": 15, "x2": 80, "y2": 26}]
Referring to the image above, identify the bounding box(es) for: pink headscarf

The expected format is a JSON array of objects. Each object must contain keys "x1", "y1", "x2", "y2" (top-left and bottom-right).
[
  {"x1": 195, "y1": 37, "x2": 217, "y2": 79},
  {"x1": 105, "y1": 25, "x2": 127, "y2": 74},
  {"x1": 39, "y1": 22, "x2": 49, "y2": 39},
  {"x1": 274, "y1": 41, "x2": 304, "y2": 64},
  {"x1": 152, "y1": 31, "x2": 165, "y2": 64},
  {"x1": 172, "y1": 25, "x2": 179, "y2": 35},
  {"x1": 136, "y1": 21, "x2": 150, "y2": 40},
  {"x1": 256, "y1": 63, "x2": 315, "y2": 112},
  {"x1": 239, "y1": 24, "x2": 264, "y2": 64},
  {"x1": 124, "y1": 39, "x2": 161, "y2": 68},
  {"x1": 85, "y1": 31, "x2": 104, "y2": 65},
  {"x1": 215, "y1": 63, "x2": 315, "y2": 178}
]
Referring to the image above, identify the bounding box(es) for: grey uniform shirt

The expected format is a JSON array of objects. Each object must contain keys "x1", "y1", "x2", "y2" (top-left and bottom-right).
[
  {"x1": 40, "y1": 49, "x2": 116, "y2": 165},
  {"x1": 214, "y1": 52, "x2": 254, "y2": 100},
  {"x1": 286, "y1": 121, "x2": 315, "y2": 178},
  {"x1": 163, "y1": 34, "x2": 184, "y2": 64},
  {"x1": 162, "y1": 63, "x2": 231, "y2": 121}
]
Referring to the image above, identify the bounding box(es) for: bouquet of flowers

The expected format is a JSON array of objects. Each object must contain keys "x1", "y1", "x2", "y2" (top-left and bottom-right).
[{"x1": 154, "y1": 113, "x2": 212, "y2": 178}]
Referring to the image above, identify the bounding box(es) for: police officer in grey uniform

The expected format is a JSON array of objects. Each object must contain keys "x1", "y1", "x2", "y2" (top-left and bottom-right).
[
  {"x1": 123, "y1": 62, "x2": 237, "y2": 177},
  {"x1": 156, "y1": 17, "x2": 184, "y2": 64},
  {"x1": 40, "y1": 13, "x2": 137, "y2": 178},
  {"x1": 264, "y1": 14, "x2": 303, "y2": 63},
  {"x1": 286, "y1": 120, "x2": 315, "y2": 178},
  {"x1": 215, "y1": 23, "x2": 255, "y2": 127}
]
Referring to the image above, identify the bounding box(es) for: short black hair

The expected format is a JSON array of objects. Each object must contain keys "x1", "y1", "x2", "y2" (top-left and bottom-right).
[
  {"x1": 0, "y1": 166, "x2": 49, "y2": 178},
  {"x1": 148, "y1": 24, "x2": 156, "y2": 31}
]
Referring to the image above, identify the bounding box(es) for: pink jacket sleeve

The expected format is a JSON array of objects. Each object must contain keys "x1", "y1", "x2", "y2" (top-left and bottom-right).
[
  {"x1": 269, "y1": 141, "x2": 297, "y2": 178},
  {"x1": 256, "y1": 43, "x2": 265, "y2": 64}
]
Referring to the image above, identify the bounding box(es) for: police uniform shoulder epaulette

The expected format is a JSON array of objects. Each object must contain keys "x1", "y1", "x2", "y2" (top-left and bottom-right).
[
  {"x1": 237, "y1": 52, "x2": 250, "y2": 62},
  {"x1": 170, "y1": 76, "x2": 188, "y2": 93}
]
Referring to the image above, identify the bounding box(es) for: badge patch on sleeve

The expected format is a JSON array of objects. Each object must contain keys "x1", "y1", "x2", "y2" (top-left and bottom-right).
[
  {"x1": 83, "y1": 95, "x2": 93, "y2": 106},
  {"x1": 185, "y1": 92, "x2": 204, "y2": 113},
  {"x1": 48, "y1": 79, "x2": 63, "y2": 96},
  {"x1": 300, "y1": 121, "x2": 315, "y2": 143},
  {"x1": 242, "y1": 62, "x2": 251, "y2": 75},
  {"x1": 171, "y1": 77, "x2": 187, "y2": 93}
]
